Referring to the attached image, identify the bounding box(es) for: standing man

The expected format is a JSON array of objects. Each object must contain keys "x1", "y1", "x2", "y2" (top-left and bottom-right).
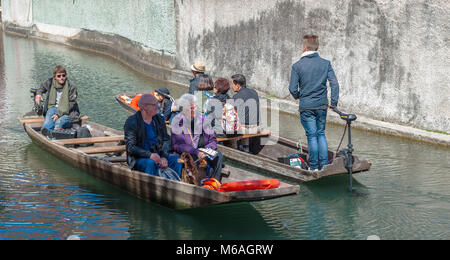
[
  {"x1": 288, "y1": 35, "x2": 339, "y2": 171},
  {"x1": 231, "y1": 74, "x2": 260, "y2": 153},
  {"x1": 35, "y1": 65, "x2": 80, "y2": 136},
  {"x1": 124, "y1": 94, "x2": 182, "y2": 178}
]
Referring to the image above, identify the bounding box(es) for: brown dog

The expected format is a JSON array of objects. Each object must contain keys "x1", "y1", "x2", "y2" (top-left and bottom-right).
[{"x1": 177, "y1": 153, "x2": 199, "y2": 185}]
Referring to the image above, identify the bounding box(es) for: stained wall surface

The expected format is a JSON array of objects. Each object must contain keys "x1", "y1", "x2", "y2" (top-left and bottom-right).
[
  {"x1": 31, "y1": 0, "x2": 176, "y2": 54},
  {"x1": 175, "y1": 0, "x2": 450, "y2": 132},
  {"x1": 1, "y1": 0, "x2": 449, "y2": 132}
]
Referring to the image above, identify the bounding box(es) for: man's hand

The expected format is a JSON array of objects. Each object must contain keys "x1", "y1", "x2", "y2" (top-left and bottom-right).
[
  {"x1": 51, "y1": 114, "x2": 59, "y2": 122},
  {"x1": 159, "y1": 158, "x2": 168, "y2": 169},
  {"x1": 150, "y1": 153, "x2": 161, "y2": 165},
  {"x1": 35, "y1": 94, "x2": 42, "y2": 106}
]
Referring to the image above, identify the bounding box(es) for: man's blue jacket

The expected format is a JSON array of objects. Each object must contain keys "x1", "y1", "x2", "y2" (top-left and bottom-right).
[{"x1": 288, "y1": 52, "x2": 339, "y2": 110}]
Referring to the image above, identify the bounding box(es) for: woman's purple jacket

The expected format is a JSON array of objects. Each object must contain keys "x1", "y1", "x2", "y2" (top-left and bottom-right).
[{"x1": 170, "y1": 113, "x2": 217, "y2": 156}]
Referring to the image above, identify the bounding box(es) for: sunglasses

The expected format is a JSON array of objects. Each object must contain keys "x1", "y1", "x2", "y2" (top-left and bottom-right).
[{"x1": 56, "y1": 74, "x2": 66, "y2": 79}]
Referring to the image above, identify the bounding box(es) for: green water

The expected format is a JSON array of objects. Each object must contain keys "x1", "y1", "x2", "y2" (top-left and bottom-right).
[{"x1": 0, "y1": 32, "x2": 449, "y2": 240}]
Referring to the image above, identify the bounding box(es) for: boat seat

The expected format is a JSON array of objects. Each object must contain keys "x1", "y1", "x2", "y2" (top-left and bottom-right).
[
  {"x1": 217, "y1": 131, "x2": 271, "y2": 142},
  {"x1": 54, "y1": 135, "x2": 124, "y2": 145},
  {"x1": 20, "y1": 115, "x2": 89, "y2": 124},
  {"x1": 76, "y1": 145, "x2": 126, "y2": 154},
  {"x1": 100, "y1": 156, "x2": 127, "y2": 163}
]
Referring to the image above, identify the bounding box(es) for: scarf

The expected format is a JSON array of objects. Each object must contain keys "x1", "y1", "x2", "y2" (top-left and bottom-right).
[{"x1": 48, "y1": 78, "x2": 70, "y2": 115}]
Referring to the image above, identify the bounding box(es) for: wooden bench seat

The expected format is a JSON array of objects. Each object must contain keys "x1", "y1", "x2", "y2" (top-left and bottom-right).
[
  {"x1": 20, "y1": 115, "x2": 89, "y2": 124},
  {"x1": 54, "y1": 135, "x2": 124, "y2": 145},
  {"x1": 217, "y1": 131, "x2": 271, "y2": 142},
  {"x1": 76, "y1": 145, "x2": 126, "y2": 154}
]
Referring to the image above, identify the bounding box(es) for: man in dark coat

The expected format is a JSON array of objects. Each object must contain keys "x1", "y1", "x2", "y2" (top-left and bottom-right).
[
  {"x1": 231, "y1": 74, "x2": 261, "y2": 154},
  {"x1": 124, "y1": 94, "x2": 182, "y2": 178}
]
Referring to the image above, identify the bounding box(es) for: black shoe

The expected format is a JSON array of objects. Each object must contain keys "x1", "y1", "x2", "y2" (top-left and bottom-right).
[{"x1": 41, "y1": 128, "x2": 53, "y2": 138}]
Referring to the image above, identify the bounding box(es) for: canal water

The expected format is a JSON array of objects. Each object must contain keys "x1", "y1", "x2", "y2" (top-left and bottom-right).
[{"x1": 0, "y1": 32, "x2": 449, "y2": 240}]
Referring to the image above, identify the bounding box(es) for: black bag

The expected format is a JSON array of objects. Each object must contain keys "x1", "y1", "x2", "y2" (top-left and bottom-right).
[
  {"x1": 52, "y1": 128, "x2": 77, "y2": 140},
  {"x1": 75, "y1": 126, "x2": 93, "y2": 147}
]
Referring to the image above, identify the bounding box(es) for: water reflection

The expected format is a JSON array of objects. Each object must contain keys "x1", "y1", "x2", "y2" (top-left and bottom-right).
[{"x1": 0, "y1": 144, "x2": 130, "y2": 240}]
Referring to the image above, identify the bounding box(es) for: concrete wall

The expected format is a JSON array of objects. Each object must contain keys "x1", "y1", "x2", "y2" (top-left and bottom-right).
[
  {"x1": 34, "y1": 0, "x2": 175, "y2": 54},
  {"x1": 2, "y1": 0, "x2": 176, "y2": 54},
  {"x1": 175, "y1": 0, "x2": 450, "y2": 133},
  {"x1": 1, "y1": 0, "x2": 449, "y2": 137},
  {"x1": 1, "y1": 0, "x2": 33, "y2": 27}
]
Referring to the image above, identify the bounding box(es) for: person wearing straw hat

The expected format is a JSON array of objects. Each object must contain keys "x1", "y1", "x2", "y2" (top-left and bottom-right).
[{"x1": 189, "y1": 61, "x2": 207, "y2": 94}]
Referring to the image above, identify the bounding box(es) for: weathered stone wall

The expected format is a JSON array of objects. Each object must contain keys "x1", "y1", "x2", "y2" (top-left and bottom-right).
[
  {"x1": 2, "y1": 0, "x2": 176, "y2": 54},
  {"x1": 1, "y1": 0, "x2": 448, "y2": 134},
  {"x1": 1, "y1": 0, "x2": 33, "y2": 27},
  {"x1": 175, "y1": 0, "x2": 450, "y2": 133}
]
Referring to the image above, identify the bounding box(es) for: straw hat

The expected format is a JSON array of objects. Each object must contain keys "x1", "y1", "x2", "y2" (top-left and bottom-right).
[{"x1": 190, "y1": 61, "x2": 205, "y2": 73}]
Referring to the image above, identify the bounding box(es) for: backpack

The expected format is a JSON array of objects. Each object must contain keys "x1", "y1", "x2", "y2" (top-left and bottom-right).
[{"x1": 221, "y1": 103, "x2": 242, "y2": 134}]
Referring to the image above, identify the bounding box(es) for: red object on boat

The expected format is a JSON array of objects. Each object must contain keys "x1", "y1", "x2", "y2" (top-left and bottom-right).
[
  {"x1": 130, "y1": 94, "x2": 142, "y2": 111},
  {"x1": 220, "y1": 179, "x2": 280, "y2": 192},
  {"x1": 201, "y1": 178, "x2": 221, "y2": 191}
]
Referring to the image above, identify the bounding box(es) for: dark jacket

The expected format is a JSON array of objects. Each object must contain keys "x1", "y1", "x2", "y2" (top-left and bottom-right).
[
  {"x1": 124, "y1": 111, "x2": 170, "y2": 169},
  {"x1": 159, "y1": 98, "x2": 173, "y2": 122},
  {"x1": 288, "y1": 52, "x2": 339, "y2": 110},
  {"x1": 36, "y1": 77, "x2": 80, "y2": 123},
  {"x1": 189, "y1": 73, "x2": 212, "y2": 94},
  {"x1": 232, "y1": 87, "x2": 260, "y2": 126}
]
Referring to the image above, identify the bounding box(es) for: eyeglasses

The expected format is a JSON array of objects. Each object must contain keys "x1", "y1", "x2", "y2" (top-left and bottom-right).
[{"x1": 56, "y1": 74, "x2": 66, "y2": 79}]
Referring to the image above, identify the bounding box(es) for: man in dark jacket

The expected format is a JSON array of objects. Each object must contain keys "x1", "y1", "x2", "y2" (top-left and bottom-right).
[
  {"x1": 124, "y1": 94, "x2": 182, "y2": 178},
  {"x1": 35, "y1": 65, "x2": 80, "y2": 135},
  {"x1": 231, "y1": 74, "x2": 261, "y2": 153},
  {"x1": 288, "y1": 35, "x2": 340, "y2": 171}
]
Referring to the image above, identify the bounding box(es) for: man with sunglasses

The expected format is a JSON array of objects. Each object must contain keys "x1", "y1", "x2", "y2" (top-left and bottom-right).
[{"x1": 35, "y1": 65, "x2": 80, "y2": 136}]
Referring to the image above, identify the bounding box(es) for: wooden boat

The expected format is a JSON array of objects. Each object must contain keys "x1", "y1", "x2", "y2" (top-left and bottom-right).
[
  {"x1": 115, "y1": 92, "x2": 372, "y2": 182},
  {"x1": 18, "y1": 114, "x2": 299, "y2": 210}
]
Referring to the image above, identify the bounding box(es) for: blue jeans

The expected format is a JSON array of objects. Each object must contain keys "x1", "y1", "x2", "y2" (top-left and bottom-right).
[
  {"x1": 43, "y1": 107, "x2": 71, "y2": 130},
  {"x1": 300, "y1": 109, "x2": 329, "y2": 170},
  {"x1": 135, "y1": 154, "x2": 182, "y2": 178}
]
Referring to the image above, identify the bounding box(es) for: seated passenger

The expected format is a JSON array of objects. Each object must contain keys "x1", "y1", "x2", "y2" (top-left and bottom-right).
[
  {"x1": 170, "y1": 94, "x2": 223, "y2": 182},
  {"x1": 231, "y1": 74, "x2": 261, "y2": 154},
  {"x1": 124, "y1": 94, "x2": 182, "y2": 179},
  {"x1": 205, "y1": 77, "x2": 235, "y2": 138},
  {"x1": 35, "y1": 65, "x2": 80, "y2": 136},
  {"x1": 154, "y1": 88, "x2": 174, "y2": 122}
]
